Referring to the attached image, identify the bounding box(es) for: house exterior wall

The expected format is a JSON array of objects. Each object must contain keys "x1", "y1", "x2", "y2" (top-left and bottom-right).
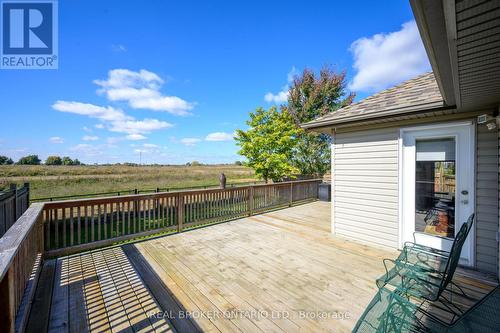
[
  {"x1": 332, "y1": 127, "x2": 400, "y2": 249},
  {"x1": 476, "y1": 124, "x2": 498, "y2": 273},
  {"x1": 331, "y1": 118, "x2": 499, "y2": 274}
]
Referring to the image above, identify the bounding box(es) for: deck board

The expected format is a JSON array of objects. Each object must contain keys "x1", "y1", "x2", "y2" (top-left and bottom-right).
[{"x1": 26, "y1": 201, "x2": 496, "y2": 333}]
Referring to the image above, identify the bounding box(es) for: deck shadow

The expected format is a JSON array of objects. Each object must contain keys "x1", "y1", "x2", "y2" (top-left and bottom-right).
[{"x1": 123, "y1": 243, "x2": 203, "y2": 333}]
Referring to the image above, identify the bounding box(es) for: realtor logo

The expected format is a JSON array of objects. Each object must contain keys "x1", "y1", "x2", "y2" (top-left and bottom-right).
[{"x1": 1, "y1": 0, "x2": 58, "y2": 69}]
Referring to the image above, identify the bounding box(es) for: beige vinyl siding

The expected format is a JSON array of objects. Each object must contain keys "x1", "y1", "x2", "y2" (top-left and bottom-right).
[
  {"x1": 475, "y1": 124, "x2": 498, "y2": 273},
  {"x1": 332, "y1": 128, "x2": 399, "y2": 249}
]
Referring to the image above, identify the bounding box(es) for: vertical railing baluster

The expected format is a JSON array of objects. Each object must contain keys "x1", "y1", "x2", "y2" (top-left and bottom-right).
[
  {"x1": 77, "y1": 206, "x2": 81, "y2": 245},
  {"x1": 69, "y1": 207, "x2": 74, "y2": 246},
  {"x1": 103, "y1": 204, "x2": 107, "y2": 240},
  {"x1": 45, "y1": 208, "x2": 50, "y2": 250},
  {"x1": 97, "y1": 205, "x2": 101, "y2": 241},
  {"x1": 91, "y1": 205, "x2": 95, "y2": 242},
  {"x1": 84, "y1": 206, "x2": 88, "y2": 243},
  {"x1": 128, "y1": 201, "x2": 131, "y2": 234},
  {"x1": 177, "y1": 194, "x2": 184, "y2": 232},
  {"x1": 122, "y1": 202, "x2": 125, "y2": 235},
  {"x1": 61, "y1": 208, "x2": 66, "y2": 248}
]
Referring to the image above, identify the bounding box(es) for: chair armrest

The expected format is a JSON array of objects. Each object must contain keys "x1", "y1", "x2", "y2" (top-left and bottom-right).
[{"x1": 403, "y1": 241, "x2": 450, "y2": 258}]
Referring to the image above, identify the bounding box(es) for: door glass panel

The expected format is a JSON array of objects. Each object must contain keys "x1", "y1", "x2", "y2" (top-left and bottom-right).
[{"x1": 415, "y1": 138, "x2": 456, "y2": 238}]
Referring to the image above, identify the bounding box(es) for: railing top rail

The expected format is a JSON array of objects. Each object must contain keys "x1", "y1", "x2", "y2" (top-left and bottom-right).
[
  {"x1": 42, "y1": 179, "x2": 322, "y2": 209},
  {"x1": 0, "y1": 203, "x2": 43, "y2": 281},
  {"x1": 251, "y1": 179, "x2": 322, "y2": 188},
  {"x1": 0, "y1": 190, "x2": 15, "y2": 201}
]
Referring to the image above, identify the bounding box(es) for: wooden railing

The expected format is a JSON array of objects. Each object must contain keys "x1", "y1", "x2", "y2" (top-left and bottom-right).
[
  {"x1": 0, "y1": 184, "x2": 30, "y2": 237},
  {"x1": 0, "y1": 179, "x2": 320, "y2": 332},
  {"x1": 0, "y1": 203, "x2": 44, "y2": 333},
  {"x1": 42, "y1": 179, "x2": 321, "y2": 256}
]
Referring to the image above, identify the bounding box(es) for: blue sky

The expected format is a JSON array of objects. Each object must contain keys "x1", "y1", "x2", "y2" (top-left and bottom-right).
[{"x1": 0, "y1": 0, "x2": 430, "y2": 164}]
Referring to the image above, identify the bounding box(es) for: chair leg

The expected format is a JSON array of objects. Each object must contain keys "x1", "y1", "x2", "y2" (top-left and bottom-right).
[{"x1": 447, "y1": 280, "x2": 468, "y2": 298}]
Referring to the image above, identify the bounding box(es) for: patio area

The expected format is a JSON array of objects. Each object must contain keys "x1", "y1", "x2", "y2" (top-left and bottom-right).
[{"x1": 26, "y1": 201, "x2": 496, "y2": 333}]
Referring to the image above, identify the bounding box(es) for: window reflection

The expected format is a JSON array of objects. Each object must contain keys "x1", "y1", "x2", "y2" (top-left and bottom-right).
[{"x1": 415, "y1": 139, "x2": 456, "y2": 238}]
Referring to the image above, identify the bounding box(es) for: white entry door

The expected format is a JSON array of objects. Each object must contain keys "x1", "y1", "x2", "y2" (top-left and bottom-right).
[{"x1": 401, "y1": 122, "x2": 475, "y2": 266}]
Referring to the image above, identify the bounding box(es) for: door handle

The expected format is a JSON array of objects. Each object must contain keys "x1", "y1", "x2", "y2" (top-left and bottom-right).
[{"x1": 461, "y1": 190, "x2": 468, "y2": 195}]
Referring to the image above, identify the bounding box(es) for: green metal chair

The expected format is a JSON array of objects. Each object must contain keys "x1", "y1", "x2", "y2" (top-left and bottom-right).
[
  {"x1": 397, "y1": 214, "x2": 475, "y2": 275},
  {"x1": 352, "y1": 287, "x2": 429, "y2": 333},
  {"x1": 376, "y1": 214, "x2": 475, "y2": 303},
  {"x1": 352, "y1": 285, "x2": 500, "y2": 333}
]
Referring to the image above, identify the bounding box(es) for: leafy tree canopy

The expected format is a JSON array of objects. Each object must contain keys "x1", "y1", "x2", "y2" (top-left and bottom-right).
[
  {"x1": 45, "y1": 155, "x2": 62, "y2": 165},
  {"x1": 17, "y1": 155, "x2": 41, "y2": 165},
  {"x1": 235, "y1": 106, "x2": 300, "y2": 182},
  {"x1": 62, "y1": 156, "x2": 73, "y2": 165},
  {"x1": 286, "y1": 66, "x2": 354, "y2": 176},
  {"x1": 0, "y1": 155, "x2": 14, "y2": 165}
]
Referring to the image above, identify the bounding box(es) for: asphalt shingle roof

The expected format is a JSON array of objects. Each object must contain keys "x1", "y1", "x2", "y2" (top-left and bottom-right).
[{"x1": 303, "y1": 72, "x2": 446, "y2": 128}]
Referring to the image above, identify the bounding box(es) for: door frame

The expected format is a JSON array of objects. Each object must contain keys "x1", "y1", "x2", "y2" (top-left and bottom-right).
[{"x1": 398, "y1": 121, "x2": 475, "y2": 267}]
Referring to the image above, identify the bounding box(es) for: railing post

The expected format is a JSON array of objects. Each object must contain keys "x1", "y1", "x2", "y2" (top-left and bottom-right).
[
  {"x1": 177, "y1": 193, "x2": 184, "y2": 232},
  {"x1": 24, "y1": 183, "x2": 30, "y2": 206},
  {"x1": 10, "y1": 184, "x2": 17, "y2": 221},
  {"x1": 289, "y1": 182, "x2": 293, "y2": 207},
  {"x1": 248, "y1": 186, "x2": 254, "y2": 216}
]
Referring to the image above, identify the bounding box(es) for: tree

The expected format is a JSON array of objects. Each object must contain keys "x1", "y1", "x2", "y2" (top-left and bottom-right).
[
  {"x1": 0, "y1": 155, "x2": 13, "y2": 165},
  {"x1": 62, "y1": 156, "x2": 74, "y2": 165},
  {"x1": 287, "y1": 66, "x2": 354, "y2": 176},
  {"x1": 73, "y1": 159, "x2": 82, "y2": 165},
  {"x1": 235, "y1": 106, "x2": 300, "y2": 183},
  {"x1": 234, "y1": 161, "x2": 242, "y2": 166},
  {"x1": 17, "y1": 155, "x2": 41, "y2": 165},
  {"x1": 45, "y1": 155, "x2": 62, "y2": 165}
]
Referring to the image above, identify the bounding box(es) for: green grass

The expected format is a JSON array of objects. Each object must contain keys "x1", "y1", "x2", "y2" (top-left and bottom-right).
[{"x1": 0, "y1": 164, "x2": 258, "y2": 200}]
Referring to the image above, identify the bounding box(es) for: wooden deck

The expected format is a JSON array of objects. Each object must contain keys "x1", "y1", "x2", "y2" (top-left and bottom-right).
[{"x1": 26, "y1": 202, "x2": 497, "y2": 333}]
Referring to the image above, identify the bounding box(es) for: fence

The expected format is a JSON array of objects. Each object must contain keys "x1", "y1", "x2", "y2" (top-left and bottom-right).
[
  {"x1": 0, "y1": 179, "x2": 320, "y2": 331},
  {"x1": 0, "y1": 184, "x2": 30, "y2": 237},
  {"x1": 42, "y1": 179, "x2": 321, "y2": 256},
  {"x1": 0, "y1": 203, "x2": 44, "y2": 333}
]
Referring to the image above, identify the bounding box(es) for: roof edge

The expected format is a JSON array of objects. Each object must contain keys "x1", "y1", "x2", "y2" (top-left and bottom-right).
[{"x1": 302, "y1": 100, "x2": 451, "y2": 130}]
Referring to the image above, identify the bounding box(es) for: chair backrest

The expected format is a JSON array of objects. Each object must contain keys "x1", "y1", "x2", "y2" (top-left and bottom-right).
[{"x1": 440, "y1": 213, "x2": 475, "y2": 292}]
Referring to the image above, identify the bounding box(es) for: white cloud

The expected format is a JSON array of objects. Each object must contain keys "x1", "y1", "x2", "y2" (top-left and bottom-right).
[
  {"x1": 94, "y1": 69, "x2": 194, "y2": 116},
  {"x1": 53, "y1": 101, "x2": 130, "y2": 122},
  {"x1": 126, "y1": 134, "x2": 147, "y2": 141},
  {"x1": 69, "y1": 144, "x2": 104, "y2": 156},
  {"x1": 49, "y1": 136, "x2": 64, "y2": 144},
  {"x1": 95, "y1": 124, "x2": 104, "y2": 129},
  {"x1": 180, "y1": 138, "x2": 201, "y2": 146},
  {"x1": 53, "y1": 101, "x2": 172, "y2": 137},
  {"x1": 107, "y1": 137, "x2": 124, "y2": 144},
  {"x1": 82, "y1": 135, "x2": 99, "y2": 141},
  {"x1": 205, "y1": 132, "x2": 234, "y2": 142},
  {"x1": 264, "y1": 67, "x2": 298, "y2": 104},
  {"x1": 83, "y1": 126, "x2": 92, "y2": 132},
  {"x1": 133, "y1": 142, "x2": 162, "y2": 155},
  {"x1": 264, "y1": 91, "x2": 289, "y2": 104},
  {"x1": 348, "y1": 20, "x2": 431, "y2": 92},
  {"x1": 110, "y1": 118, "x2": 172, "y2": 135}
]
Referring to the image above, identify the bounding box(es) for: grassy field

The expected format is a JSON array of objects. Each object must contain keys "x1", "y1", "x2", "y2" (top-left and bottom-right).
[{"x1": 0, "y1": 165, "x2": 258, "y2": 200}]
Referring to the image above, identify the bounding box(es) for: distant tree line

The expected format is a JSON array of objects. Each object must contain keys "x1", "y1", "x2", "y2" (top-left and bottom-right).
[
  {"x1": 0, "y1": 155, "x2": 244, "y2": 166},
  {"x1": 45, "y1": 155, "x2": 82, "y2": 165},
  {"x1": 0, "y1": 154, "x2": 82, "y2": 165}
]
